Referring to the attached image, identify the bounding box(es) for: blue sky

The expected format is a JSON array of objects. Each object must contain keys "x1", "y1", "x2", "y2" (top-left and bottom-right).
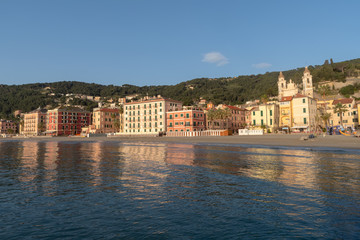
[{"x1": 1, "y1": 0, "x2": 359, "y2": 86}]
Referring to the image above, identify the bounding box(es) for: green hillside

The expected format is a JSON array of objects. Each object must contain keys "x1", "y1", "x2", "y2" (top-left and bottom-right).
[{"x1": 1, "y1": 58, "x2": 360, "y2": 119}]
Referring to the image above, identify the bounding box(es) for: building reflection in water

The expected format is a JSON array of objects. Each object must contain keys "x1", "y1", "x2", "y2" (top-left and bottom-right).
[
  {"x1": 3, "y1": 140, "x2": 359, "y2": 199},
  {"x1": 119, "y1": 142, "x2": 168, "y2": 198},
  {"x1": 164, "y1": 143, "x2": 195, "y2": 166},
  {"x1": 19, "y1": 141, "x2": 40, "y2": 183}
]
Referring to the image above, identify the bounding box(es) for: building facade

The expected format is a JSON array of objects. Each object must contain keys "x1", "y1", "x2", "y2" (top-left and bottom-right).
[
  {"x1": 46, "y1": 107, "x2": 91, "y2": 136},
  {"x1": 250, "y1": 103, "x2": 279, "y2": 132},
  {"x1": 279, "y1": 96, "x2": 293, "y2": 129},
  {"x1": 167, "y1": 108, "x2": 206, "y2": 132},
  {"x1": 291, "y1": 94, "x2": 317, "y2": 131},
  {"x1": 278, "y1": 67, "x2": 314, "y2": 99},
  {"x1": 123, "y1": 96, "x2": 182, "y2": 134},
  {"x1": 90, "y1": 107, "x2": 122, "y2": 133},
  {"x1": 0, "y1": 120, "x2": 17, "y2": 134},
  {"x1": 23, "y1": 108, "x2": 47, "y2": 135}
]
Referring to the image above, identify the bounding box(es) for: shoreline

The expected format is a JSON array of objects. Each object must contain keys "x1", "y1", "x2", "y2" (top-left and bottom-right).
[{"x1": 1, "y1": 134, "x2": 360, "y2": 150}]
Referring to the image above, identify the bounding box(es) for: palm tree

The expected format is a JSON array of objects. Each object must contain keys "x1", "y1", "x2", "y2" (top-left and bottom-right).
[
  {"x1": 320, "y1": 112, "x2": 331, "y2": 128},
  {"x1": 318, "y1": 85, "x2": 331, "y2": 100},
  {"x1": 206, "y1": 109, "x2": 217, "y2": 130},
  {"x1": 333, "y1": 103, "x2": 348, "y2": 126}
]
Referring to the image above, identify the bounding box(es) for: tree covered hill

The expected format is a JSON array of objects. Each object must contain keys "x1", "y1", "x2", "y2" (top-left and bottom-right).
[{"x1": 1, "y1": 58, "x2": 360, "y2": 119}]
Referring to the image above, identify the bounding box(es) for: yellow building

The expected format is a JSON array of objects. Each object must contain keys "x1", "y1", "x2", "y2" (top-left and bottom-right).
[
  {"x1": 279, "y1": 96, "x2": 293, "y2": 130},
  {"x1": 330, "y1": 98, "x2": 358, "y2": 129},
  {"x1": 250, "y1": 103, "x2": 279, "y2": 132}
]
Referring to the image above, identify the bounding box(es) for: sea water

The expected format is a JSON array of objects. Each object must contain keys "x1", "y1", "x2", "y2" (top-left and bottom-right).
[{"x1": 0, "y1": 140, "x2": 359, "y2": 239}]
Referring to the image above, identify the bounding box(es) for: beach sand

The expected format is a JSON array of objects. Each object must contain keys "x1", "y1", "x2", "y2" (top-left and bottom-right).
[{"x1": 2, "y1": 134, "x2": 360, "y2": 150}]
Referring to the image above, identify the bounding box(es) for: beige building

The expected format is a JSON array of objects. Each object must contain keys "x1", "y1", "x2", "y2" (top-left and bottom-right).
[
  {"x1": 250, "y1": 103, "x2": 279, "y2": 132},
  {"x1": 23, "y1": 108, "x2": 47, "y2": 135},
  {"x1": 90, "y1": 107, "x2": 122, "y2": 133},
  {"x1": 124, "y1": 96, "x2": 182, "y2": 134},
  {"x1": 291, "y1": 94, "x2": 317, "y2": 131}
]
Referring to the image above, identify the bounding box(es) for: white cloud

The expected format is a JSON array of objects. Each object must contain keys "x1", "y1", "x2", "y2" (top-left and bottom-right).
[
  {"x1": 202, "y1": 52, "x2": 229, "y2": 66},
  {"x1": 252, "y1": 62, "x2": 272, "y2": 69}
]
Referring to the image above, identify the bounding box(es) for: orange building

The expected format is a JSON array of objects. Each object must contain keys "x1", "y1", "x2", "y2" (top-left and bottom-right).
[{"x1": 167, "y1": 108, "x2": 206, "y2": 132}]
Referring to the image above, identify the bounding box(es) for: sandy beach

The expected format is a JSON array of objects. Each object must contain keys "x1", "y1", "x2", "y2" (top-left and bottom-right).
[{"x1": 1, "y1": 134, "x2": 360, "y2": 150}]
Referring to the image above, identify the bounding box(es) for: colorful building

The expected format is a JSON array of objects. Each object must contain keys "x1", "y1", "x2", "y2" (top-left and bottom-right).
[
  {"x1": 46, "y1": 107, "x2": 91, "y2": 136},
  {"x1": 206, "y1": 104, "x2": 247, "y2": 133},
  {"x1": 166, "y1": 108, "x2": 206, "y2": 132},
  {"x1": 23, "y1": 108, "x2": 47, "y2": 135},
  {"x1": 123, "y1": 96, "x2": 182, "y2": 134}
]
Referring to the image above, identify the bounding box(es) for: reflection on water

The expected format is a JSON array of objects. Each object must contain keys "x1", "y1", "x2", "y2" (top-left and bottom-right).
[{"x1": 0, "y1": 140, "x2": 359, "y2": 239}]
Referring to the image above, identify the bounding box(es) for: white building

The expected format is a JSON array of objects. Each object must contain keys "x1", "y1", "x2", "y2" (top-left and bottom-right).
[{"x1": 123, "y1": 96, "x2": 182, "y2": 134}]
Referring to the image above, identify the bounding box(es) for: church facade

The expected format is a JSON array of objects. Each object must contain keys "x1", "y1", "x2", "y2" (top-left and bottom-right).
[{"x1": 278, "y1": 67, "x2": 314, "y2": 99}]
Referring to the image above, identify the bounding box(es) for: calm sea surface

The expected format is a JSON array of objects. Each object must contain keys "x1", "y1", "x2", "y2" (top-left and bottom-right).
[{"x1": 0, "y1": 140, "x2": 359, "y2": 239}]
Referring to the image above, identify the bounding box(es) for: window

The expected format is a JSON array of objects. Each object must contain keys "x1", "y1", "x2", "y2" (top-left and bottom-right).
[
  {"x1": 180, "y1": 114, "x2": 183, "y2": 117},
  {"x1": 169, "y1": 115, "x2": 173, "y2": 119},
  {"x1": 253, "y1": 120, "x2": 256, "y2": 125},
  {"x1": 303, "y1": 108, "x2": 306, "y2": 113},
  {"x1": 175, "y1": 114, "x2": 178, "y2": 118},
  {"x1": 261, "y1": 120, "x2": 264, "y2": 125},
  {"x1": 270, "y1": 119, "x2": 273, "y2": 125},
  {"x1": 261, "y1": 111, "x2": 263, "y2": 117},
  {"x1": 186, "y1": 113, "x2": 189, "y2": 118},
  {"x1": 304, "y1": 118, "x2": 307, "y2": 124},
  {"x1": 270, "y1": 110, "x2": 272, "y2": 116},
  {"x1": 253, "y1": 112, "x2": 255, "y2": 116},
  {"x1": 302, "y1": 99, "x2": 305, "y2": 103}
]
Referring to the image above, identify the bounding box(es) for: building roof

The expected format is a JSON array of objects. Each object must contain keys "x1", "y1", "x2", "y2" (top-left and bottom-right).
[
  {"x1": 293, "y1": 93, "x2": 307, "y2": 98},
  {"x1": 280, "y1": 96, "x2": 293, "y2": 102},
  {"x1": 125, "y1": 97, "x2": 182, "y2": 105},
  {"x1": 333, "y1": 98, "x2": 354, "y2": 105},
  {"x1": 223, "y1": 104, "x2": 243, "y2": 111}
]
